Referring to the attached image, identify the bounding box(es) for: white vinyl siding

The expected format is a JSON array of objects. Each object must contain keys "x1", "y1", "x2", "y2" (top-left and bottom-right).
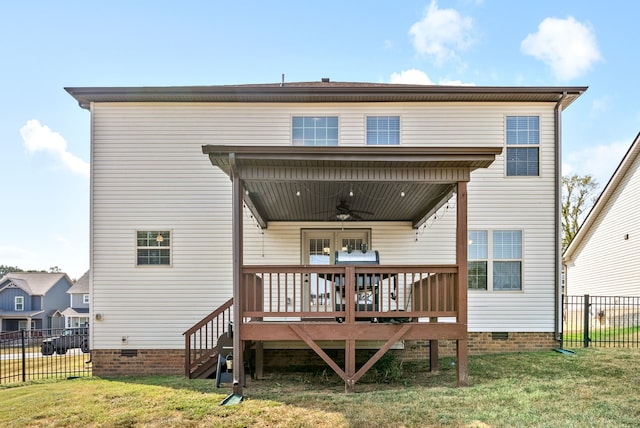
[
  {"x1": 90, "y1": 102, "x2": 557, "y2": 350},
  {"x1": 565, "y1": 154, "x2": 640, "y2": 296}
]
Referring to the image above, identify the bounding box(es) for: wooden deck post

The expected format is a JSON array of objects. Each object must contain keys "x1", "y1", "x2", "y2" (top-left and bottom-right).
[
  {"x1": 456, "y1": 181, "x2": 469, "y2": 386},
  {"x1": 345, "y1": 339, "x2": 356, "y2": 393},
  {"x1": 231, "y1": 155, "x2": 244, "y2": 395}
]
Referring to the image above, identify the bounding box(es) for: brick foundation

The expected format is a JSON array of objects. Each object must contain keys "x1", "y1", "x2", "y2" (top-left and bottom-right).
[
  {"x1": 92, "y1": 349, "x2": 184, "y2": 377},
  {"x1": 398, "y1": 332, "x2": 558, "y2": 361},
  {"x1": 91, "y1": 332, "x2": 558, "y2": 376}
]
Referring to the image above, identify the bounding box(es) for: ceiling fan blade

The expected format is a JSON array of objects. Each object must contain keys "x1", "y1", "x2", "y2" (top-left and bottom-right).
[{"x1": 350, "y1": 209, "x2": 373, "y2": 215}]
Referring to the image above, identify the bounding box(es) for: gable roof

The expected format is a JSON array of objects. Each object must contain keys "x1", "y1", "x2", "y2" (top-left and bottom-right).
[
  {"x1": 563, "y1": 132, "x2": 640, "y2": 262},
  {"x1": 0, "y1": 273, "x2": 71, "y2": 295},
  {"x1": 66, "y1": 80, "x2": 587, "y2": 110},
  {"x1": 68, "y1": 270, "x2": 89, "y2": 294}
]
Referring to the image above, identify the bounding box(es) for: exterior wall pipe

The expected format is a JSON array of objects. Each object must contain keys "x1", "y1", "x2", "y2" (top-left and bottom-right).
[
  {"x1": 230, "y1": 153, "x2": 244, "y2": 395},
  {"x1": 555, "y1": 92, "x2": 567, "y2": 342}
]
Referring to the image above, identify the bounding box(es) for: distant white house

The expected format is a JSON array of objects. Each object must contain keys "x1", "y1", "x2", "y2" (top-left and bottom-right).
[
  {"x1": 563, "y1": 132, "x2": 640, "y2": 296},
  {"x1": 66, "y1": 80, "x2": 586, "y2": 382}
]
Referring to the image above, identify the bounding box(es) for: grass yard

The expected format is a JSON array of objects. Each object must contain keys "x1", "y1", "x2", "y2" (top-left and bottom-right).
[{"x1": 1, "y1": 348, "x2": 639, "y2": 427}]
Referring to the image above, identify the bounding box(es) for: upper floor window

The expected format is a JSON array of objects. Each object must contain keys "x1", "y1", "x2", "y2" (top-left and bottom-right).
[
  {"x1": 83, "y1": 294, "x2": 90, "y2": 304},
  {"x1": 367, "y1": 116, "x2": 400, "y2": 145},
  {"x1": 468, "y1": 229, "x2": 523, "y2": 291},
  {"x1": 506, "y1": 116, "x2": 539, "y2": 176},
  {"x1": 292, "y1": 116, "x2": 338, "y2": 146},
  {"x1": 15, "y1": 296, "x2": 24, "y2": 311},
  {"x1": 137, "y1": 231, "x2": 171, "y2": 266}
]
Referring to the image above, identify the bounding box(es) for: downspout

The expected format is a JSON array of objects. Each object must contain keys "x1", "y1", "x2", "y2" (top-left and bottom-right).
[
  {"x1": 229, "y1": 153, "x2": 244, "y2": 396},
  {"x1": 554, "y1": 92, "x2": 567, "y2": 342}
]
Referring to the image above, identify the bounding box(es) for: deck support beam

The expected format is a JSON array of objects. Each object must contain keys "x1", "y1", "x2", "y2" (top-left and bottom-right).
[
  {"x1": 456, "y1": 181, "x2": 469, "y2": 386},
  {"x1": 290, "y1": 323, "x2": 413, "y2": 392}
]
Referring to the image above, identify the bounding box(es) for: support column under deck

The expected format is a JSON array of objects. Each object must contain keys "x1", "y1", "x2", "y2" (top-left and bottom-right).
[{"x1": 456, "y1": 181, "x2": 469, "y2": 386}]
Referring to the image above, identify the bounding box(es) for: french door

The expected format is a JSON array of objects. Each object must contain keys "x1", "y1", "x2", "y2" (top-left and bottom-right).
[{"x1": 301, "y1": 229, "x2": 370, "y2": 310}]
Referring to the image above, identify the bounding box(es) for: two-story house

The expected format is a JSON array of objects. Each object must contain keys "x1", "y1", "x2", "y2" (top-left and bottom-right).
[
  {"x1": 61, "y1": 270, "x2": 90, "y2": 328},
  {"x1": 67, "y1": 80, "x2": 586, "y2": 392},
  {"x1": 0, "y1": 272, "x2": 73, "y2": 332}
]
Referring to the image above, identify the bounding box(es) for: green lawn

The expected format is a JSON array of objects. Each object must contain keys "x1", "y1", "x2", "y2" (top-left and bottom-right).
[
  {"x1": 1, "y1": 348, "x2": 639, "y2": 427},
  {"x1": 563, "y1": 325, "x2": 640, "y2": 344}
]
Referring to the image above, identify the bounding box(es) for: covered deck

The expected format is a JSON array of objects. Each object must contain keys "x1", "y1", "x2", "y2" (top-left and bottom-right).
[{"x1": 192, "y1": 145, "x2": 501, "y2": 393}]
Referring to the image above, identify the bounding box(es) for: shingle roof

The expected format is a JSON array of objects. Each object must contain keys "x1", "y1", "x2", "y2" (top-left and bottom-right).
[
  {"x1": 66, "y1": 80, "x2": 587, "y2": 110},
  {"x1": 68, "y1": 270, "x2": 89, "y2": 294},
  {"x1": 0, "y1": 273, "x2": 70, "y2": 295}
]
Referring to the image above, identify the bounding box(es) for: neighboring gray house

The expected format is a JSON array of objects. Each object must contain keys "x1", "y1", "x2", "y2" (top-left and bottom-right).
[
  {"x1": 0, "y1": 273, "x2": 73, "y2": 331},
  {"x1": 563, "y1": 132, "x2": 640, "y2": 296},
  {"x1": 62, "y1": 270, "x2": 90, "y2": 328}
]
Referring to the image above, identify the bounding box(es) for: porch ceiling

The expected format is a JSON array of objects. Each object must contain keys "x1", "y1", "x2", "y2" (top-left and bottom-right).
[{"x1": 202, "y1": 145, "x2": 502, "y2": 228}]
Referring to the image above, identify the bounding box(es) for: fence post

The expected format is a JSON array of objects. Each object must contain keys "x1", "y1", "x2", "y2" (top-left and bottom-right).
[
  {"x1": 21, "y1": 329, "x2": 26, "y2": 382},
  {"x1": 583, "y1": 294, "x2": 590, "y2": 348}
]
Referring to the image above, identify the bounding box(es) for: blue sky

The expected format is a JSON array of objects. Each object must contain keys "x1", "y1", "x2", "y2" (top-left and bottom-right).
[{"x1": 1, "y1": 0, "x2": 637, "y2": 279}]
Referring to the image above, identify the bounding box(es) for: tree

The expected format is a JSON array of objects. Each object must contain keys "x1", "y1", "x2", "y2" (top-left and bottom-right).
[
  {"x1": 562, "y1": 174, "x2": 599, "y2": 251},
  {"x1": 0, "y1": 265, "x2": 24, "y2": 276}
]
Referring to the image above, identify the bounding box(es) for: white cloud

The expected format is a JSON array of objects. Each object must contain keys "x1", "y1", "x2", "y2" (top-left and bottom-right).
[
  {"x1": 563, "y1": 140, "x2": 629, "y2": 187},
  {"x1": 0, "y1": 245, "x2": 36, "y2": 266},
  {"x1": 390, "y1": 69, "x2": 434, "y2": 85},
  {"x1": 20, "y1": 119, "x2": 89, "y2": 178},
  {"x1": 521, "y1": 16, "x2": 603, "y2": 81},
  {"x1": 589, "y1": 96, "x2": 612, "y2": 117},
  {"x1": 409, "y1": 0, "x2": 475, "y2": 65},
  {"x1": 51, "y1": 234, "x2": 73, "y2": 250},
  {"x1": 438, "y1": 78, "x2": 475, "y2": 86},
  {"x1": 389, "y1": 69, "x2": 475, "y2": 86}
]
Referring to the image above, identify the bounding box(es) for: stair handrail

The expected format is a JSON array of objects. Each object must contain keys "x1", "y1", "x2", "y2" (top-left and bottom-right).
[{"x1": 183, "y1": 297, "x2": 233, "y2": 378}]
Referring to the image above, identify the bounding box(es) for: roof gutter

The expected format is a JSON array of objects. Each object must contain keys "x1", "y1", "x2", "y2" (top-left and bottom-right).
[{"x1": 555, "y1": 91, "x2": 567, "y2": 342}]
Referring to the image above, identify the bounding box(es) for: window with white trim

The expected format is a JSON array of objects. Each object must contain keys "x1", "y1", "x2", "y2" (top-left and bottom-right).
[
  {"x1": 15, "y1": 296, "x2": 24, "y2": 311},
  {"x1": 468, "y1": 230, "x2": 523, "y2": 291},
  {"x1": 506, "y1": 116, "x2": 539, "y2": 176},
  {"x1": 83, "y1": 294, "x2": 90, "y2": 304},
  {"x1": 137, "y1": 231, "x2": 171, "y2": 265},
  {"x1": 367, "y1": 116, "x2": 400, "y2": 145},
  {"x1": 292, "y1": 116, "x2": 338, "y2": 146}
]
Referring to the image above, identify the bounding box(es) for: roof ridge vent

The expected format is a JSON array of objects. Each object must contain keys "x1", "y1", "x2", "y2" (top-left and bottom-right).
[{"x1": 321, "y1": 77, "x2": 330, "y2": 83}]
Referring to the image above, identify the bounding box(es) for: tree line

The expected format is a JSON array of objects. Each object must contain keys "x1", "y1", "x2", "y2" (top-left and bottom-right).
[{"x1": 0, "y1": 265, "x2": 63, "y2": 277}]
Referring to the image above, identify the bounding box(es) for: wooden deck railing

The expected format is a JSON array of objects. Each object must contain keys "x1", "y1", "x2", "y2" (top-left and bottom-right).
[
  {"x1": 241, "y1": 265, "x2": 459, "y2": 323},
  {"x1": 183, "y1": 297, "x2": 233, "y2": 378}
]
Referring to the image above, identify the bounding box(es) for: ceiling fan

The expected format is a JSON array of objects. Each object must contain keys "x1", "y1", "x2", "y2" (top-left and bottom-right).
[{"x1": 334, "y1": 199, "x2": 373, "y2": 221}]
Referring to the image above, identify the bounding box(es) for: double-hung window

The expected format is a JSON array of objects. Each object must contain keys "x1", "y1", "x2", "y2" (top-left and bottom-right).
[
  {"x1": 137, "y1": 231, "x2": 171, "y2": 266},
  {"x1": 83, "y1": 294, "x2": 90, "y2": 304},
  {"x1": 366, "y1": 116, "x2": 400, "y2": 145},
  {"x1": 468, "y1": 230, "x2": 523, "y2": 291},
  {"x1": 292, "y1": 116, "x2": 338, "y2": 146},
  {"x1": 468, "y1": 231, "x2": 488, "y2": 290},
  {"x1": 15, "y1": 296, "x2": 24, "y2": 311},
  {"x1": 506, "y1": 116, "x2": 539, "y2": 176}
]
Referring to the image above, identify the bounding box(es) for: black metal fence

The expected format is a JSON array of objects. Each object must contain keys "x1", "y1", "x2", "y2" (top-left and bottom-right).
[
  {"x1": 563, "y1": 295, "x2": 640, "y2": 348},
  {"x1": 0, "y1": 328, "x2": 92, "y2": 385}
]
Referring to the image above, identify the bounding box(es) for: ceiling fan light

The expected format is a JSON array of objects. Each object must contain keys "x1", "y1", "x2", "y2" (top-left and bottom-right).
[{"x1": 336, "y1": 213, "x2": 350, "y2": 221}]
